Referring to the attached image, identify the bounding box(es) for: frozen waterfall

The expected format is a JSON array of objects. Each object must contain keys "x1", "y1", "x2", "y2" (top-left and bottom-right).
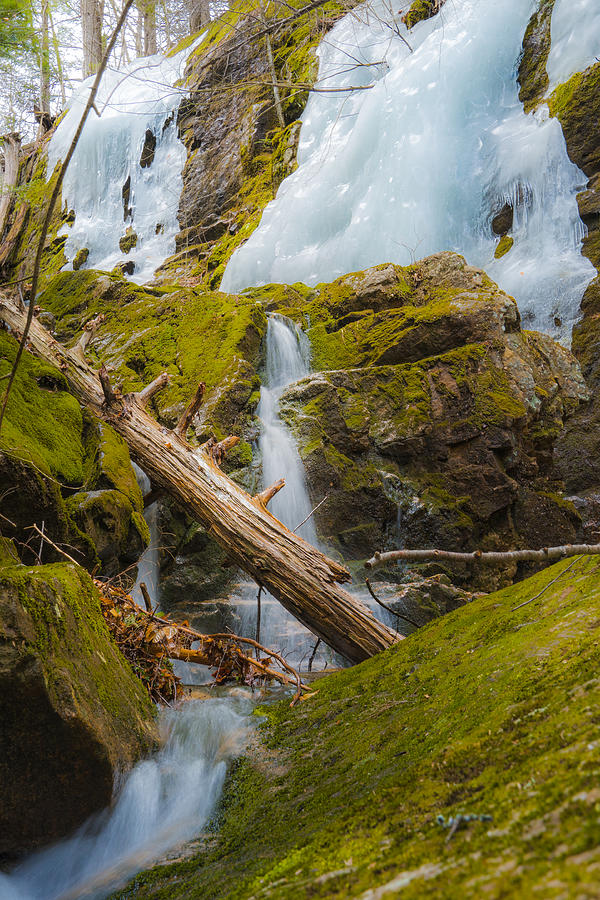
[
  {"x1": 47, "y1": 41, "x2": 199, "y2": 284},
  {"x1": 221, "y1": 0, "x2": 600, "y2": 344}
]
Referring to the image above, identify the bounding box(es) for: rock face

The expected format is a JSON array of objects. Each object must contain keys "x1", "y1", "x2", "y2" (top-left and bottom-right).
[
  {"x1": 251, "y1": 253, "x2": 588, "y2": 588},
  {"x1": 0, "y1": 560, "x2": 157, "y2": 857},
  {"x1": 0, "y1": 330, "x2": 147, "y2": 576}
]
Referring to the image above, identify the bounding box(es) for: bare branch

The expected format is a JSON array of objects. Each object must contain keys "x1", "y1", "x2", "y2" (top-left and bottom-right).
[
  {"x1": 174, "y1": 381, "x2": 205, "y2": 438},
  {"x1": 136, "y1": 372, "x2": 170, "y2": 407},
  {"x1": 365, "y1": 544, "x2": 600, "y2": 569}
]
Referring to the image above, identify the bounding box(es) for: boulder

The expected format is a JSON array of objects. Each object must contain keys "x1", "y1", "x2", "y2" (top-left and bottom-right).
[
  {"x1": 0, "y1": 562, "x2": 157, "y2": 857},
  {"x1": 268, "y1": 254, "x2": 588, "y2": 589}
]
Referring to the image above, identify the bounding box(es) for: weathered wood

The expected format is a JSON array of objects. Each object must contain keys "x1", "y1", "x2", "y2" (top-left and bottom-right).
[
  {"x1": 174, "y1": 380, "x2": 205, "y2": 437},
  {"x1": 0, "y1": 295, "x2": 398, "y2": 662},
  {"x1": 0, "y1": 133, "x2": 21, "y2": 243},
  {"x1": 0, "y1": 203, "x2": 28, "y2": 271},
  {"x1": 365, "y1": 544, "x2": 600, "y2": 569}
]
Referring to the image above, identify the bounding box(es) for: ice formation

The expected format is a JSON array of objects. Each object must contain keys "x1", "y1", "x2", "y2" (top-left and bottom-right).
[
  {"x1": 221, "y1": 0, "x2": 600, "y2": 344},
  {"x1": 47, "y1": 41, "x2": 198, "y2": 284}
]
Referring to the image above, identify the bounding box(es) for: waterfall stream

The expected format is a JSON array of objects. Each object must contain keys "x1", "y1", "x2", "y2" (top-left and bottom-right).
[{"x1": 0, "y1": 696, "x2": 252, "y2": 900}]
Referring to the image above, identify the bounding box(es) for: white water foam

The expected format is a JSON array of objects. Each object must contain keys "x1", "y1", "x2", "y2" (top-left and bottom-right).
[
  {"x1": 47, "y1": 41, "x2": 199, "y2": 284},
  {"x1": 0, "y1": 695, "x2": 251, "y2": 900},
  {"x1": 221, "y1": 0, "x2": 597, "y2": 344}
]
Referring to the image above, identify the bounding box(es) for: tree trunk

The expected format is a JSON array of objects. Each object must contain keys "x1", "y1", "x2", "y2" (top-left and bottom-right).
[
  {"x1": 189, "y1": 0, "x2": 210, "y2": 32},
  {"x1": 0, "y1": 133, "x2": 21, "y2": 244},
  {"x1": 82, "y1": 0, "x2": 104, "y2": 77},
  {"x1": 0, "y1": 297, "x2": 398, "y2": 664},
  {"x1": 39, "y1": 0, "x2": 51, "y2": 117},
  {"x1": 140, "y1": 0, "x2": 157, "y2": 55}
]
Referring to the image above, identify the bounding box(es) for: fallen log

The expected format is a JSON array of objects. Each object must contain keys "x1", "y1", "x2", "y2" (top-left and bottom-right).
[
  {"x1": 0, "y1": 295, "x2": 398, "y2": 662},
  {"x1": 365, "y1": 543, "x2": 600, "y2": 569}
]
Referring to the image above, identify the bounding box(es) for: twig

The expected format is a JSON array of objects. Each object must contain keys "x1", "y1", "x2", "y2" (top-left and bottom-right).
[
  {"x1": 37, "y1": 519, "x2": 45, "y2": 564},
  {"x1": 294, "y1": 493, "x2": 329, "y2": 533},
  {"x1": 139, "y1": 582, "x2": 153, "y2": 613},
  {"x1": 308, "y1": 638, "x2": 320, "y2": 672},
  {"x1": 27, "y1": 523, "x2": 80, "y2": 566},
  {"x1": 511, "y1": 556, "x2": 583, "y2": 612},
  {"x1": 365, "y1": 577, "x2": 416, "y2": 629},
  {"x1": 255, "y1": 585, "x2": 263, "y2": 658}
]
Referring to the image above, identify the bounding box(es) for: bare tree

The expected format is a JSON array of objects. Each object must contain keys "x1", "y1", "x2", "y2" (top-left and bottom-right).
[
  {"x1": 82, "y1": 0, "x2": 104, "y2": 76},
  {"x1": 188, "y1": 0, "x2": 210, "y2": 32}
]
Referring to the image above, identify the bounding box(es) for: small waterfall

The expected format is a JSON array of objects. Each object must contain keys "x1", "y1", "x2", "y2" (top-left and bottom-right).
[
  {"x1": 130, "y1": 463, "x2": 160, "y2": 610},
  {"x1": 47, "y1": 40, "x2": 199, "y2": 284},
  {"x1": 258, "y1": 315, "x2": 317, "y2": 545},
  {"x1": 232, "y1": 315, "x2": 330, "y2": 667},
  {"x1": 0, "y1": 696, "x2": 252, "y2": 900}
]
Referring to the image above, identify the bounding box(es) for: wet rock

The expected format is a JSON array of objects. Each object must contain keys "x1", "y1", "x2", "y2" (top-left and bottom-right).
[
  {"x1": 274, "y1": 254, "x2": 588, "y2": 589},
  {"x1": 491, "y1": 202, "x2": 513, "y2": 236},
  {"x1": 139, "y1": 128, "x2": 156, "y2": 168},
  {"x1": 72, "y1": 247, "x2": 89, "y2": 270},
  {"x1": 368, "y1": 575, "x2": 474, "y2": 630},
  {"x1": 0, "y1": 563, "x2": 157, "y2": 857},
  {"x1": 119, "y1": 229, "x2": 138, "y2": 254},
  {"x1": 517, "y1": 0, "x2": 556, "y2": 111}
]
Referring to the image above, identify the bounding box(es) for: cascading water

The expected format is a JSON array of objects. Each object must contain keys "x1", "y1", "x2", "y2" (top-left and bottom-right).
[
  {"x1": 233, "y1": 315, "x2": 328, "y2": 666},
  {"x1": 130, "y1": 463, "x2": 160, "y2": 609},
  {"x1": 221, "y1": 0, "x2": 600, "y2": 344},
  {"x1": 0, "y1": 695, "x2": 252, "y2": 900},
  {"x1": 47, "y1": 41, "x2": 199, "y2": 284}
]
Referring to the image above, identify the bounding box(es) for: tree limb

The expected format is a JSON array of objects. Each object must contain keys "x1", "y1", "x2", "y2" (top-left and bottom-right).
[{"x1": 365, "y1": 544, "x2": 600, "y2": 569}]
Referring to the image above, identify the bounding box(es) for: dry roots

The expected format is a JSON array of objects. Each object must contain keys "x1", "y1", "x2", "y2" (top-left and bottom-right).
[{"x1": 96, "y1": 580, "x2": 307, "y2": 705}]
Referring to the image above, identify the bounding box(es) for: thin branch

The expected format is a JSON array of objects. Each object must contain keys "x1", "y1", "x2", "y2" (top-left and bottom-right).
[
  {"x1": 27, "y1": 523, "x2": 80, "y2": 566},
  {"x1": 511, "y1": 556, "x2": 583, "y2": 612},
  {"x1": 174, "y1": 381, "x2": 205, "y2": 438},
  {"x1": 0, "y1": 0, "x2": 136, "y2": 433},
  {"x1": 294, "y1": 493, "x2": 328, "y2": 533},
  {"x1": 365, "y1": 577, "x2": 416, "y2": 629},
  {"x1": 365, "y1": 544, "x2": 600, "y2": 569}
]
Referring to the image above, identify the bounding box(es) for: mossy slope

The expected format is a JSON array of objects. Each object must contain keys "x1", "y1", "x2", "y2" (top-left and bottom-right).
[{"x1": 124, "y1": 554, "x2": 600, "y2": 899}]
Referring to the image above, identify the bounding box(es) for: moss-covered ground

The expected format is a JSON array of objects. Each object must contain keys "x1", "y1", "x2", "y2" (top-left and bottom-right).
[{"x1": 121, "y1": 555, "x2": 600, "y2": 898}]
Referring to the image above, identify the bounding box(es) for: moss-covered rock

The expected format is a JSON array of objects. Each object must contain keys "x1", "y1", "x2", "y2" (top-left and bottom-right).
[
  {"x1": 0, "y1": 331, "x2": 145, "y2": 574},
  {"x1": 265, "y1": 255, "x2": 587, "y2": 587},
  {"x1": 517, "y1": 0, "x2": 556, "y2": 112},
  {"x1": 119, "y1": 229, "x2": 138, "y2": 254},
  {"x1": 124, "y1": 554, "x2": 600, "y2": 899},
  {"x1": 401, "y1": 0, "x2": 445, "y2": 30},
  {"x1": 0, "y1": 562, "x2": 157, "y2": 856},
  {"x1": 72, "y1": 247, "x2": 89, "y2": 270}
]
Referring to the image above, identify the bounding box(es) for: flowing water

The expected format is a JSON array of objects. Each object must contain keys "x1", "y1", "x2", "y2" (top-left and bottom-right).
[
  {"x1": 221, "y1": 0, "x2": 600, "y2": 345},
  {"x1": 231, "y1": 315, "x2": 333, "y2": 668},
  {"x1": 130, "y1": 463, "x2": 160, "y2": 609},
  {"x1": 47, "y1": 40, "x2": 199, "y2": 284},
  {"x1": 0, "y1": 695, "x2": 252, "y2": 900}
]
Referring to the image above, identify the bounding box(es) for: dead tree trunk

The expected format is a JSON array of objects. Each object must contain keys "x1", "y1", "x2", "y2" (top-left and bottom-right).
[
  {"x1": 0, "y1": 296, "x2": 398, "y2": 663},
  {"x1": 0, "y1": 134, "x2": 21, "y2": 243}
]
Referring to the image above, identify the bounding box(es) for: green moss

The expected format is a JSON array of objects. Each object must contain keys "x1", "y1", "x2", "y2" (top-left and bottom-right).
[
  {"x1": 126, "y1": 555, "x2": 600, "y2": 899},
  {"x1": 517, "y1": 0, "x2": 556, "y2": 112},
  {"x1": 0, "y1": 560, "x2": 156, "y2": 742},
  {"x1": 119, "y1": 230, "x2": 138, "y2": 254},
  {"x1": 72, "y1": 247, "x2": 89, "y2": 270},
  {"x1": 37, "y1": 273, "x2": 268, "y2": 430},
  {"x1": 548, "y1": 62, "x2": 600, "y2": 178},
  {"x1": 494, "y1": 234, "x2": 514, "y2": 259},
  {"x1": 402, "y1": 0, "x2": 438, "y2": 29},
  {"x1": 0, "y1": 330, "x2": 85, "y2": 484}
]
